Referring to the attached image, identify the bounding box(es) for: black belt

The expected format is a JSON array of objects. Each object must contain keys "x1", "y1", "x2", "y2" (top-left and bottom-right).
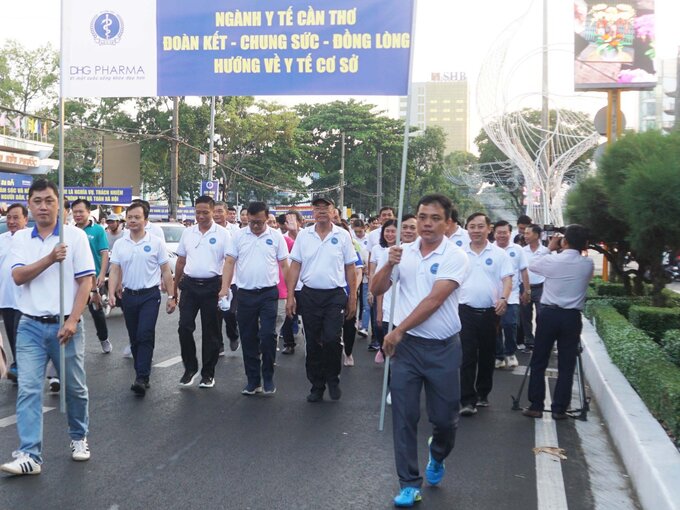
[
  {"x1": 184, "y1": 275, "x2": 220, "y2": 285},
  {"x1": 530, "y1": 283, "x2": 544, "y2": 289},
  {"x1": 460, "y1": 304, "x2": 495, "y2": 313},
  {"x1": 238, "y1": 285, "x2": 277, "y2": 294},
  {"x1": 124, "y1": 286, "x2": 158, "y2": 296},
  {"x1": 24, "y1": 314, "x2": 71, "y2": 324},
  {"x1": 542, "y1": 304, "x2": 579, "y2": 312}
]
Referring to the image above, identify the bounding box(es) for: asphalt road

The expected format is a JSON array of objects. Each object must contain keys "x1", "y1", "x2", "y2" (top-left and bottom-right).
[{"x1": 0, "y1": 301, "x2": 639, "y2": 509}]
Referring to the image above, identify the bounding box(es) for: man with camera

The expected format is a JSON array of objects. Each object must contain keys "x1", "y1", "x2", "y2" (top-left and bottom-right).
[{"x1": 523, "y1": 224, "x2": 594, "y2": 420}]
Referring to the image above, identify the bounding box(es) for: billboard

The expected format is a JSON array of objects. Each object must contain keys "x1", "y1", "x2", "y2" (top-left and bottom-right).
[
  {"x1": 61, "y1": 0, "x2": 414, "y2": 97},
  {"x1": 574, "y1": 0, "x2": 656, "y2": 91}
]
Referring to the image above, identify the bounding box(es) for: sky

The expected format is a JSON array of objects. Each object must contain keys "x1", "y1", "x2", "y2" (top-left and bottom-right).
[{"x1": 3, "y1": 0, "x2": 680, "y2": 151}]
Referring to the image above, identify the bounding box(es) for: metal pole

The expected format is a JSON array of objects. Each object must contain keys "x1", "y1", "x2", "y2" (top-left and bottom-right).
[
  {"x1": 674, "y1": 47, "x2": 680, "y2": 130},
  {"x1": 170, "y1": 97, "x2": 179, "y2": 218},
  {"x1": 58, "y1": 0, "x2": 66, "y2": 413},
  {"x1": 339, "y1": 132, "x2": 345, "y2": 218},
  {"x1": 376, "y1": 151, "x2": 383, "y2": 211},
  {"x1": 540, "y1": 0, "x2": 551, "y2": 225},
  {"x1": 208, "y1": 96, "x2": 215, "y2": 181},
  {"x1": 379, "y1": 0, "x2": 418, "y2": 432}
]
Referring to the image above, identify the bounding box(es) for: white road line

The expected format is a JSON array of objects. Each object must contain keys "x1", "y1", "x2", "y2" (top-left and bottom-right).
[
  {"x1": 153, "y1": 356, "x2": 182, "y2": 368},
  {"x1": 535, "y1": 377, "x2": 569, "y2": 510},
  {"x1": 0, "y1": 407, "x2": 55, "y2": 428}
]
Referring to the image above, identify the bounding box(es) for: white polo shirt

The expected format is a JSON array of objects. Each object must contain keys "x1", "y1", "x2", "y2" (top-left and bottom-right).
[
  {"x1": 375, "y1": 248, "x2": 398, "y2": 323},
  {"x1": 0, "y1": 230, "x2": 24, "y2": 308},
  {"x1": 225, "y1": 222, "x2": 240, "y2": 235},
  {"x1": 367, "y1": 228, "x2": 382, "y2": 253},
  {"x1": 459, "y1": 241, "x2": 514, "y2": 308},
  {"x1": 176, "y1": 222, "x2": 232, "y2": 278},
  {"x1": 448, "y1": 226, "x2": 470, "y2": 249},
  {"x1": 289, "y1": 224, "x2": 358, "y2": 290},
  {"x1": 110, "y1": 231, "x2": 169, "y2": 290},
  {"x1": 523, "y1": 243, "x2": 550, "y2": 285},
  {"x1": 391, "y1": 237, "x2": 469, "y2": 339},
  {"x1": 145, "y1": 221, "x2": 165, "y2": 241},
  {"x1": 228, "y1": 226, "x2": 289, "y2": 290},
  {"x1": 10, "y1": 224, "x2": 95, "y2": 316},
  {"x1": 530, "y1": 249, "x2": 594, "y2": 310},
  {"x1": 494, "y1": 241, "x2": 528, "y2": 304},
  {"x1": 370, "y1": 244, "x2": 388, "y2": 272}
]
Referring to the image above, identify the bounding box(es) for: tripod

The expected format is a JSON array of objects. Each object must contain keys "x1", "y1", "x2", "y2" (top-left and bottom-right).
[{"x1": 511, "y1": 343, "x2": 590, "y2": 421}]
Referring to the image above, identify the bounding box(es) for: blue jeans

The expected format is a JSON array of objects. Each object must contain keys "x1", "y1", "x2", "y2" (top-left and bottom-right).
[
  {"x1": 496, "y1": 304, "x2": 519, "y2": 358},
  {"x1": 15, "y1": 317, "x2": 89, "y2": 463},
  {"x1": 121, "y1": 288, "x2": 161, "y2": 380},
  {"x1": 236, "y1": 286, "x2": 278, "y2": 386},
  {"x1": 360, "y1": 282, "x2": 370, "y2": 330}
]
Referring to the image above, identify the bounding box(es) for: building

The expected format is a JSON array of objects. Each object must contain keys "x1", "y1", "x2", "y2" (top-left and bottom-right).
[
  {"x1": 399, "y1": 72, "x2": 469, "y2": 154},
  {"x1": 639, "y1": 57, "x2": 678, "y2": 133}
]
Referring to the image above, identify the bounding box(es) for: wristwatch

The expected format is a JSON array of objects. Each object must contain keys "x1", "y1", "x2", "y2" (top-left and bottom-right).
[{"x1": 167, "y1": 296, "x2": 176, "y2": 301}]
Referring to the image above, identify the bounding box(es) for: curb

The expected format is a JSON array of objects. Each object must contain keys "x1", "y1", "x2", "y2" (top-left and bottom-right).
[{"x1": 581, "y1": 317, "x2": 680, "y2": 510}]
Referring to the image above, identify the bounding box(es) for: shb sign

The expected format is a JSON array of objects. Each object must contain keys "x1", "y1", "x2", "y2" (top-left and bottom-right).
[
  {"x1": 61, "y1": 0, "x2": 414, "y2": 98},
  {"x1": 200, "y1": 180, "x2": 219, "y2": 199}
]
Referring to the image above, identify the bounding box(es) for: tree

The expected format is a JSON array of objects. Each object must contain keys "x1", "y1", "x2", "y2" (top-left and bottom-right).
[{"x1": 0, "y1": 40, "x2": 58, "y2": 113}]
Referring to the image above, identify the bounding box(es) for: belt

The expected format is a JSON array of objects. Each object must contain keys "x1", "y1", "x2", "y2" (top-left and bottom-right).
[
  {"x1": 460, "y1": 304, "x2": 495, "y2": 313},
  {"x1": 530, "y1": 283, "x2": 544, "y2": 289},
  {"x1": 238, "y1": 285, "x2": 277, "y2": 294},
  {"x1": 184, "y1": 275, "x2": 220, "y2": 285},
  {"x1": 124, "y1": 286, "x2": 158, "y2": 296},
  {"x1": 24, "y1": 313, "x2": 71, "y2": 324},
  {"x1": 542, "y1": 304, "x2": 579, "y2": 312}
]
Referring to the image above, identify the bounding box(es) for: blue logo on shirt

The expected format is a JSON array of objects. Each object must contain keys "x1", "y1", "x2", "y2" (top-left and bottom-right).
[
  {"x1": 209, "y1": 237, "x2": 217, "y2": 245},
  {"x1": 430, "y1": 263, "x2": 439, "y2": 274},
  {"x1": 510, "y1": 251, "x2": 516, "y2": 257},
  {"x1": 456, "y1": 240, "x2": 463, "y2": 246},
  {"x1": 143, "y1": 245, "x2": 151, "y2": 252},
  {"x1": 485, "y1": 258, "x2": 493, "y2": 266},
  {"x1": 266, "y1": 239, "x2": 273, "y2": 245},
  {"x1": 331, "y1": 237, "x2": 338, "y2": 245}
]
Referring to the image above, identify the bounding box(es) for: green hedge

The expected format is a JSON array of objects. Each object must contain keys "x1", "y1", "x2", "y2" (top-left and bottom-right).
[
  {"x1": 662, "y1": 329, "x2": 680, "y2": 368},
  {"x1": 595, "y1": 282, "x2": 629, "y2": 296},
  {"x1": 590, "y1": 304, "x2": 680, "y2": 441},
  {"x1": 629, "y1": 306, "x2": 680, "y2": 342},
  {"x1": 584, "y1": 296, "x2": 651, "y2": 319}
]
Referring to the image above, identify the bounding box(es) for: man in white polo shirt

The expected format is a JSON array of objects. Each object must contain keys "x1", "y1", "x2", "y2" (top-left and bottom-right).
[
  {"x1": 446, "y1": 207, "x2": 470, "y2": 249},
  {"x1": 1, "y1": 179, "x2": 95, "y2": 476},
  {"x1": 108, "y1": 202, "x2": 176, "y2": 397},
  {"x1": 286, "y1": 195, "x2": 357, "y2": 403},
  {"x1": 174, "y1": 195, "x2": 232, "y2": 389},
  {"x1": 519, "y1": 224, "x2": 550, "y2": 351},
  {"x1": 458, "y1": 213, "x2": 513, "y2": 416},
  {"x1": 220, "y1": 201, "x2": 289, "y2": 396},
  {"x1": 213, "y1": 200, "x2": 240, "y2": 355},
  {"x1": 372, "y1": 193, "x2": 469, "y2": 508}
]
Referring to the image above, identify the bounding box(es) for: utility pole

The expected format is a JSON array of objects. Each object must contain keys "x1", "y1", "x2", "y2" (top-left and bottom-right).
[
  {"x1": 376, "y1": 151, "x2": 383, "y2": 211},
  {"x1": 208, "y1": 96, "x2": 216, "y2": 180},
  {"x1": 170, "y1": 96, "x2": 179, "y2": 219},
  {"x1": 338, "y1": 132, "x2": 345, "y2": 218},
  {"x1": 539, "y1": 0, "x2": 550, "y2": 225}
]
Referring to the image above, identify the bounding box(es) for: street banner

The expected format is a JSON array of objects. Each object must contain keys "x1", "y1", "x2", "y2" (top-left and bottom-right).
[
  {"x1": 61, "y1": 0, "x2": 414, "y2": 97},
  {"x1": 0, "y1": 185, "x2": 132, "y2": 205},
  {"x1": 574, "y1": 0, "x2": 656, "y2": 91},
  {"x1": 200, "y1": 180, "x2": 219, "y2": 199},
  {"x1": 149, "y1": 205, "x2": 196, "y2": 221}
]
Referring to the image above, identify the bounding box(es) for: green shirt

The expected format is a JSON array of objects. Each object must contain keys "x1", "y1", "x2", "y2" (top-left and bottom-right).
[{"x1": 83, "y1": 222, "x2": 109, "y2": 276}]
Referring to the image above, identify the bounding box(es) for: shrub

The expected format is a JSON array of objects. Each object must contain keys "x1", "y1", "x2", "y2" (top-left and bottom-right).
[
  {"x1": 595, "y1": 282, "x2": 628, "y2": 297},
  {"x1": 662, "y1": 330, "x2": 680, "y2": 368},
  {"x1": 590, "y1": 304, "x2": 680, "y2": 441},
  {"x1": 585, "y1": 296, "x2": 651, "y2": 319},
  {"x1": 629, "y1": 306, "x2": 680, "y2": 342}
]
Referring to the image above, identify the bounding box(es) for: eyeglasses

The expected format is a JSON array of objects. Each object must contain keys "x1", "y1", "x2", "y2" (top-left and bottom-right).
[{"x1": 249, "y1": 220, "x2": 266, "y2": 226}]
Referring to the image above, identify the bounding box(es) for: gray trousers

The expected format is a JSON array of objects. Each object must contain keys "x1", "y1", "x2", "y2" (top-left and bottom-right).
[{"x1": 390, "y1": 333, "x2": 462, "y2": 488}]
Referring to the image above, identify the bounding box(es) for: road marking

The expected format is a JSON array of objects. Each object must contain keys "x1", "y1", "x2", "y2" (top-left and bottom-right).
[
  {"x1": 535, "y1": 377, "x2": 568, "y2": 510},
  {"x1": 154, "y1": 356, "x2": 182, "y2": 368},
  {"x1": 0, "y1": 407, "x2": 55, "y2": 428}
]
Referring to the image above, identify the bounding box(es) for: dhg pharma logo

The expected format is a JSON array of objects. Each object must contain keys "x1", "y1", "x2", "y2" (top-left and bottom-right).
[{"x1": 91, "y1": 11, "x2": 124, "y2": 45}]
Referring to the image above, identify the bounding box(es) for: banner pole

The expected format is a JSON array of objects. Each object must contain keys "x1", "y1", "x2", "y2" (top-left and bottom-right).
[
  {"x1": 58, "y1": 0, "x2": 66, "y2": 414},
  {"x1": 379, "y1": 0, "x2": 417, "y2": 432}
]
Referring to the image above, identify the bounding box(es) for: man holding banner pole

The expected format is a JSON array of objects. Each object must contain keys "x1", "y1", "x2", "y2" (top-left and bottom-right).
[{"x1": 372, "y1": 194, "x2": 469, "y2": 507}]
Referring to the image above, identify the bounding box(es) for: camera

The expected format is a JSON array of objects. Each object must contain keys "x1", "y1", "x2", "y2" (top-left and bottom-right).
[{"x1": 541, "y1": 224, "x2": 565, "y2": 244}]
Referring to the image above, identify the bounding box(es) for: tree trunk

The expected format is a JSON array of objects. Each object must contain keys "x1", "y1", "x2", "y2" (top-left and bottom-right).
[{"x1": 650, "y1": 261, "x2": 666, "y2": 307}]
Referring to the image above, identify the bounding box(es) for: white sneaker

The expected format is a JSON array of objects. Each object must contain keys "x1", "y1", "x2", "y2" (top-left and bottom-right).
[
  {"x1": 386, "y1": 392, "x2": 392, "y2": 406},
  {"x1": 0, "y1": 451, "x2": 41, "y2": 475},
  {"x1": 48, "y1": 377, "x2": 60, "y2": 393},
  {"x1": 495, "y1": 358, "x2": 506, "y2": 369},
  {"x1": 122, "y1": 344, "x2": 133, "y2": 359},
  {"x1": 344, "y1": 354, "x2": 354, "y2": 367},
  {"x1": 70, "y1": 439, "x2": 90, "y2": 461},
  {"x1": 100, "y1": 339, "x2": 112, "y2": 354},
  {"x1": 506, "y1": 355, "x2": 519, "y2": 368}
]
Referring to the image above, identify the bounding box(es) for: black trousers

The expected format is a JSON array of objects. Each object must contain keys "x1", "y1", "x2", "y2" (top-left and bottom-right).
[
  {"x1": 121, "y1": 288, "x2": 161, "y2": 380},
  {"x1": 217, "y1": 284, "x2": 239, "y2": 348},
  {"x1": 0, "y1": 308, "x2": 21, "y2": 365},
  {"x1": 528, "y1": 307, "x2": 582, "y2": 413},
  {"x1": 298, "y1": 286, "x2": 347, "y2": 391},
  {"x1": 87, "y1": 301, "x2": 108, "y2": 341},
  {"x1": 178, "y1": 276, "x2": 221, "y2": 378},
  {"x1": 459, "y1": 304, "x2": 499, "y2": 407}
]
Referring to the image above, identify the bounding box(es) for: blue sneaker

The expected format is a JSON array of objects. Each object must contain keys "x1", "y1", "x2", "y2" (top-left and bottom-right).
[
  {"x1": 425, "y1": 436, "x2": 445, "y2": 486},
  {"x1": 393, "y1": 487, "x2": 422, "y2": 507}
]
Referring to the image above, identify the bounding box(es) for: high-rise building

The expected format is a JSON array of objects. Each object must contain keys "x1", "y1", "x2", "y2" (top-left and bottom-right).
[
  {"x1": 399, "y1": 72, "x2": 469, "y2": 154},
  {"x1": 639, "y1": 57, "x2": 677, "y2": 133}
]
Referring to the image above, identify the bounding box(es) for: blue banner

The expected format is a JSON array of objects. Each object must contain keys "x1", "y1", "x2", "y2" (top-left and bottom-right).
[
  {"x1": 200, "y1": 180, "x2": 219, "y2": 199},
  {"x1": 0, "y1": 186, "x2": 132, "y2": 205},
  {"x1": 149, "y1": 205, "x2": 196, "y2": 221}
]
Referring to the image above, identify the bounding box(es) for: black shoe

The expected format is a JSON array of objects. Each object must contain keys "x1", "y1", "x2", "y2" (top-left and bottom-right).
[
  {"x1": 229, "y1": 338, "x2": 240, "y2": 351},
  {"x1": 307, "y1": 389, "x2": 324, "y2": 402},
  {"x1": 327, "y1": 384, "x2": 342, "y2": 401},
  {"x1": 281, "y1": 346, "x2": 295, "y2": 355},
  {"x1": 179, "y1": 370, "x2": 198, "y2": 387},
  {"x1": 131, "y1": 379, "x2": 146, "y2": 396},
  {"x1": 522, "y1": 408, "x2": 543, "y2": 418},
  {"x1": 552, "y1": 411, "x2": 568, "y2": 421},
  {"x1": 368, "y1": 342, "x2": 380, "y2": 352},
  {"x1": 144, "y1": 380, "x2": 151, "y2": 389},
  {"x1": 199, "y1": 377, "x2": 215, "y2": 388},
  {"x1": 218, "y1": 346, "x2": 225, "y2": 357}
]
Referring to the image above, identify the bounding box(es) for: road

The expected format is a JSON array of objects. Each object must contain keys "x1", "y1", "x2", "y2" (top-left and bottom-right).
[{"x1": 0, "y1": 299, "x2": 639, "y2": 509}]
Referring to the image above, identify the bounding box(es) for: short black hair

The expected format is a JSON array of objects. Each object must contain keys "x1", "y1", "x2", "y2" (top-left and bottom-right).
[
  {"x1": 528, "y1": 224, "x2": 542, "y2": 236},
  {"x1": 402, "y1": 213, "x2": 416, "y2": 222},
  {"x1": 450, "y1": 207, "x2": 459, "y2": 224},
  {"x1": 493, "y1": 220, "x2": 512, "y2": 232},
  {"x1": 7, "y1": 203, "x2": 28, "y2": 218},
  {"x1": 380, "y1": 219, "x2": 398, "y2": 248},
  {"x1": 277, "y1": 213, "x2": 287, "y2": 226},
  {"x1": 564, "y1": 224, "x2": 589, "y2": 251},
  {"x1": 466, "y1": 212, "x2": 491, "y2": 226},
  {"x1": 246, "y1": 201, "x2": 268, "y2": 216},
  {"x1": 63, "y1": 199, "x2": 71, "y2": 210},
  {"x1": 351, "y1": 219, "x2": 365, "y2": 228},
  {"x1": 28, "y1": 178, "x2": 58, "y2": 199},
  {"x1": 195, "y1": 195, "x2": 215, "y2": 208},
  {"x1": 127, "y1": 202, "x2": 149, "y2": 219},
  {"x1": 417, "y1": 194, "x2": 452, "y2": 220},
  {"x1": 517, "y1": 215, "x2": 532, "y2": 225},
  {"x1": 379, "y1": 206, "x2": 396, "y2": 216},
  {"x1": 227, "y1": 205, "x2": 237, "y2": 212},
  {"x1": 71, "y1": 198, "x2": 91, "y2": 210}
]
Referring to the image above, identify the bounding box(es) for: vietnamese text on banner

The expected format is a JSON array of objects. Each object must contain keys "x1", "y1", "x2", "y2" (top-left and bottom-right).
[{"x1": 61, "y1": 0, "x2": 414, "y2": 97}]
